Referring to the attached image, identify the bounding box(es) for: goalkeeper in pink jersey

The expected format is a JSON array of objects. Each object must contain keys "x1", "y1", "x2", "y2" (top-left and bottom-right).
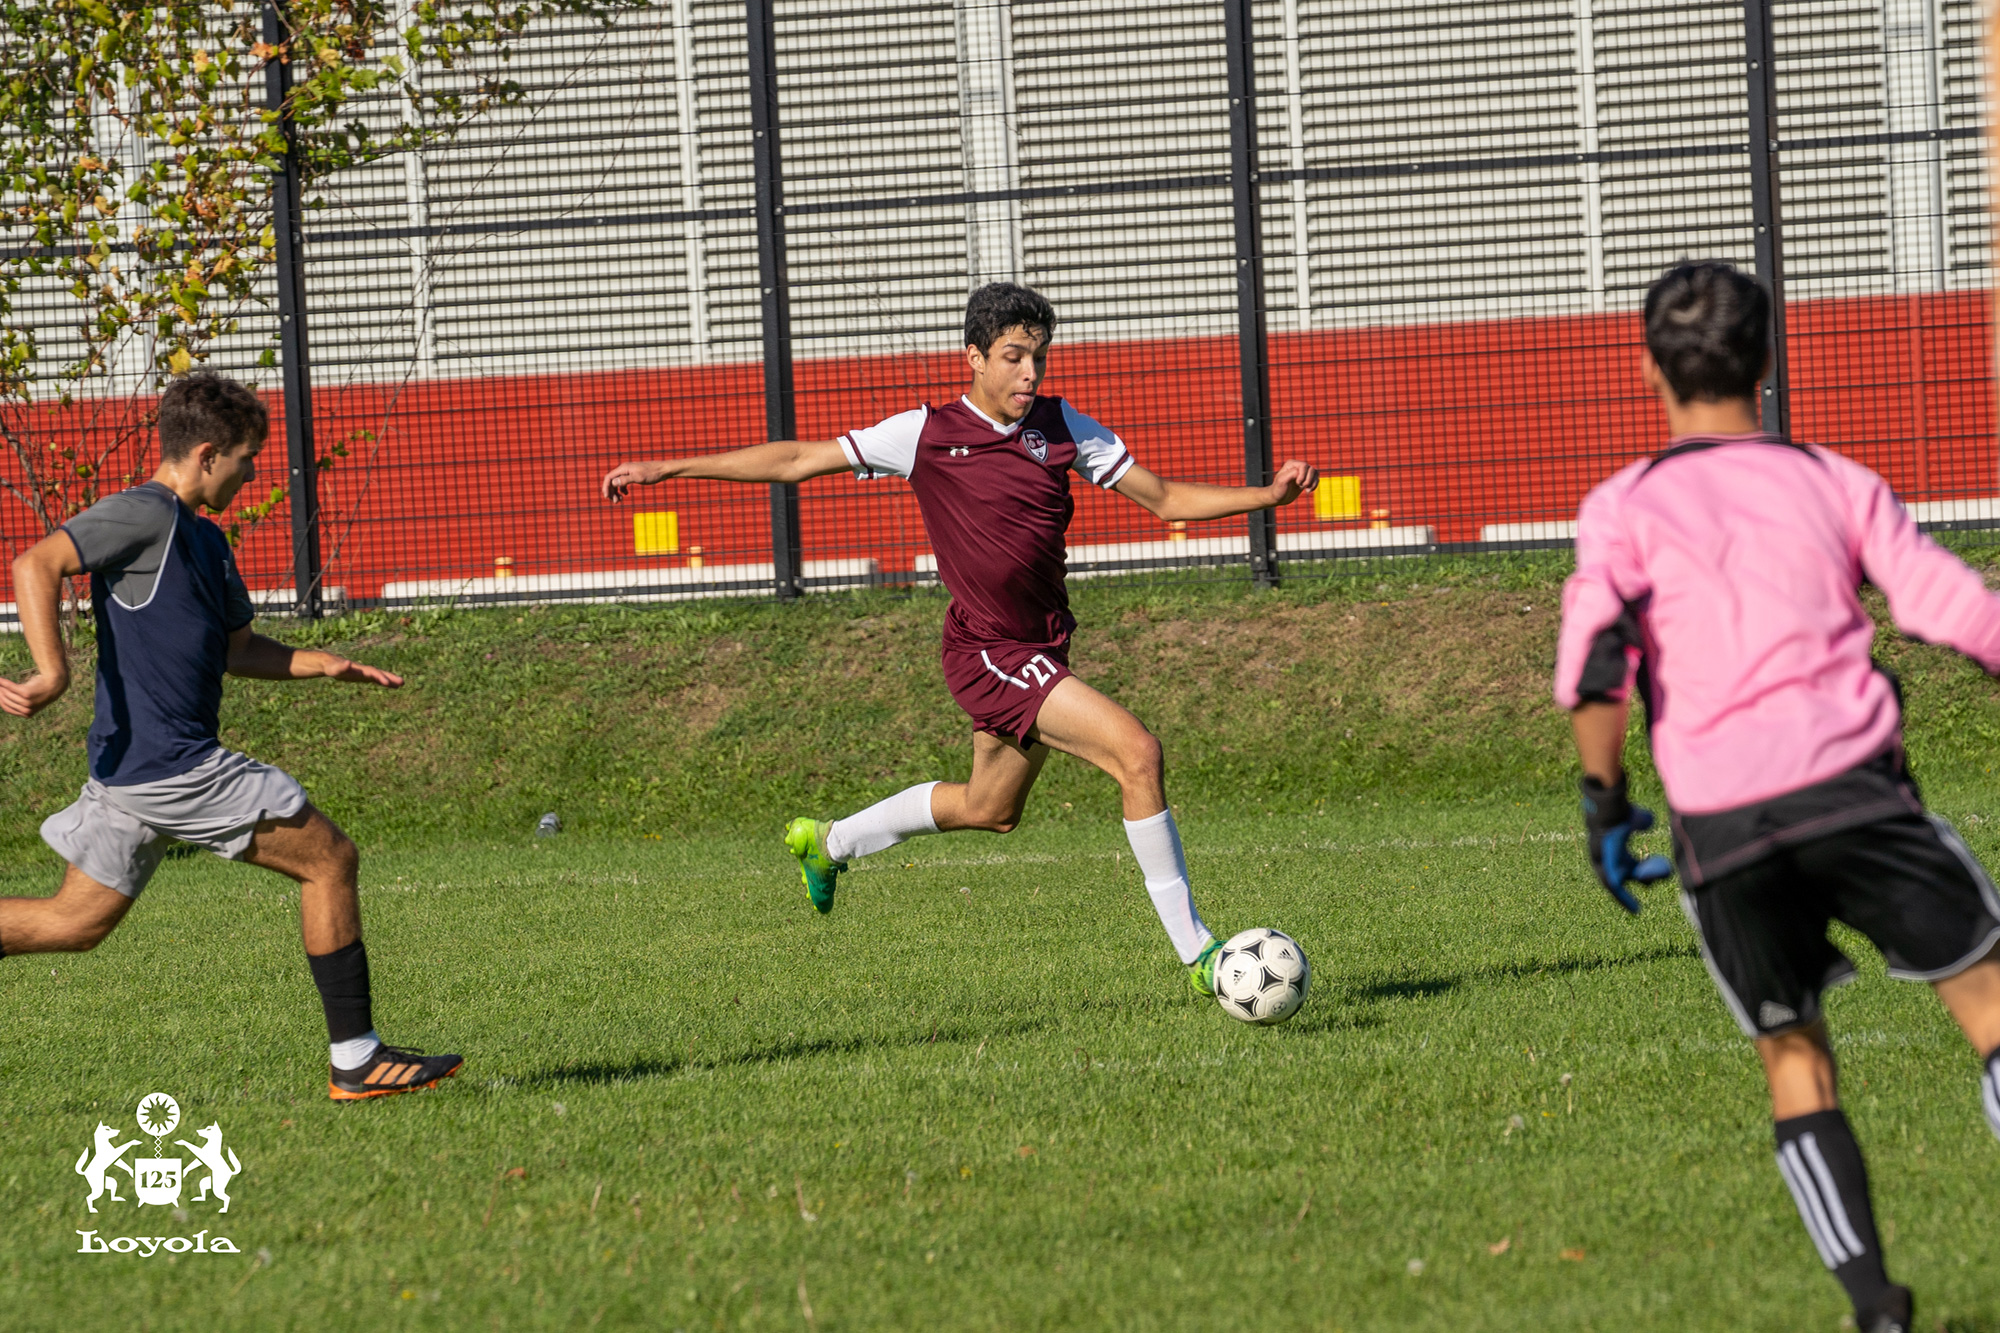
[
  {"x1": 1556, "y1": 261, "x2": 2000, "y2": 1333},
  {"x1": 602, "y1": 283, "x2": 1317, "y2": 994}
]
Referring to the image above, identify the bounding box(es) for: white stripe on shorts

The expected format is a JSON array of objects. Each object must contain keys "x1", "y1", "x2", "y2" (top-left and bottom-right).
[
  {"x1": 1679, "y1": 888, "x2": 1762, "y2": 1038},
  {"x1": 1884, "y1": 814, "x2": 2000, "y2": 982},
  {"x1": 980, "y1": 650, "x2": 1031, "y2": 690}
]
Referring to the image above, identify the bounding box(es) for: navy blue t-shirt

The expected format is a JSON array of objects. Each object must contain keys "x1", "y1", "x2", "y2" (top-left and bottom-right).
[{"x1": 63, "y1": 483, "x2": 255, "y2": 785}]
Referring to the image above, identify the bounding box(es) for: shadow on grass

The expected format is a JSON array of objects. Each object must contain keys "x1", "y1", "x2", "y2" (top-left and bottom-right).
[
  {"x1": 1279, "y1": 945, "x2": 1701, "y2": 1036},
  {"x1": 518, "y1": 1015, "x2": 1054, "y2": 1088},
  {"x1": 1282, "y1": 1005, "x2": 1388, "y2": 1035},
  {"x1": 1344, "y1": 943, "x2": 1701, "y2": 1004},
  {"x1": 1355, "y1": 977, "x2": 1461, "y2": 1002}
]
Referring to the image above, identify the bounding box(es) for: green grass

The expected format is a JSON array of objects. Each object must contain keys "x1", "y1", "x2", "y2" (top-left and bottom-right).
[{"x1": 2, "y1": 560, "x2": 1999, "y2": 1330}]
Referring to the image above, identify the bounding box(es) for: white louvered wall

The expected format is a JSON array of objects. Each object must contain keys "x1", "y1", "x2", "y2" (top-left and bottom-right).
[
  {"x1": 776, "y1": 0, "x2": 970, "y2": 358},
  {"x1": 6, "y1": 0, "x2": 1991, "y2": 393}
]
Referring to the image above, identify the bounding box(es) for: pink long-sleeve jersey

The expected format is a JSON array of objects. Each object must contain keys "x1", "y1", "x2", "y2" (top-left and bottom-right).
[{"x1": 1554, "y1": 433, "x2": 2000, "y2": 815}]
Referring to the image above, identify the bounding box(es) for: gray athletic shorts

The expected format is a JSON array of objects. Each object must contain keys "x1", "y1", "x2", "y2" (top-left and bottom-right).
[{"x1": 40, "y1": 748, "x2": 308, "y2": 898}]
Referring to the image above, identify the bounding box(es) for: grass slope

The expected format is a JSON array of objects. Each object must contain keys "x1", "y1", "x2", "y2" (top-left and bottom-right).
[
  {"x1": 2, "y1": 557, "x2": 1998, "y2": 1330},
  {"x1": 1, "y1": 557, "x2": 1589, "y2": 855}
]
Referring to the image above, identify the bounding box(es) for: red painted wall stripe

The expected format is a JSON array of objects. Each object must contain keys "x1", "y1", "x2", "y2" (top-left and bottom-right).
[{"x1": 2, "y1": 291, "x2": 1989, "y2": 600}]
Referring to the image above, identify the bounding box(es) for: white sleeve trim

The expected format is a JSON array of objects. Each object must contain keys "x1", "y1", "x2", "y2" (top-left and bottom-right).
[
  {"x1": 1061, "y1": 400, "x2": 1133, "y2": 489},
  {"x1": 841, "y1": 406, "x2": 926, "y2": 480},
  {"x1": 838, "y1": 435, "x2": 866, "y2": 474}
]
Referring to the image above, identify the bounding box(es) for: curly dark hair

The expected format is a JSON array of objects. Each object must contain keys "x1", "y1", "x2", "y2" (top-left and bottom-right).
[
  {"x1": 963, "y1": 282, "x2": 1057, "y2": 354},
  {"x1": 1643, "y1": 261, "x2": 1770, "y2": 404},
  {"x1": 157, "y1": 372, "x2": 270, "y2": 461}
]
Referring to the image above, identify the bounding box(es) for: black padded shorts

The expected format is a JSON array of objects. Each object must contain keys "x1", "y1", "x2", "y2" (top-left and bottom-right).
[{"x1": 1679, "y1": 813, "x2": 2000, "y2": 1038}]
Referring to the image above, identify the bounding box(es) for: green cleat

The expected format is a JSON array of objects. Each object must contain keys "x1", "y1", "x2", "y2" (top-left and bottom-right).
[
  {"x1": 1187, "y1": 938, "x2": 1224, "y2": 997},
  {"x1": 784, "y1": 816, "x2": 847, "y2": 914}
]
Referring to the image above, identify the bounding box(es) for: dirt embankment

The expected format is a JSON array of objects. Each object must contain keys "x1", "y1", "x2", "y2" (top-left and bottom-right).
[{"x1": 4, "y1": 565, "x2": 1995, "y2": 852}]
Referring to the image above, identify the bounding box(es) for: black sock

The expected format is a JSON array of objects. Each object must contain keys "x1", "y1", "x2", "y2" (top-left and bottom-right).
[
  {"x1": 1983, "y1": 1048, "x2": 2000, "y2": 1143},
  {"x1": 306, "y1": 940, "x2": 375, "y2": 1050},
  {"x1": 1774, "y1": 1110, "x2": 1892, "y2": 1317}
]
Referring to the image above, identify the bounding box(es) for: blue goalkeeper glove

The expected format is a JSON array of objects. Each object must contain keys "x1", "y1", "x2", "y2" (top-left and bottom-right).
[{"x1": 1579, "y1": 772, "x2": 1673, "y2": 914}]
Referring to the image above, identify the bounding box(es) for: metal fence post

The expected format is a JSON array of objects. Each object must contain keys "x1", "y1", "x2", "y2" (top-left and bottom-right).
[
  {"x1": 263, "y1": 2, "x2": 322, "y2": 619},
  {"x1": 746, "y1": 0, "x2": 802, "y2": 601},
  {"x1": 1223, "y1": 0, "x2": 1278, "y2": 587},
  {"x1": 1743, "y1": 0, "x2": 1791, "y2": 436}
]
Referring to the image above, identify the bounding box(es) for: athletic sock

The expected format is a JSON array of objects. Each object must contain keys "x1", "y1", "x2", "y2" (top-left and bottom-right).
[
  {"x1": 1773, "y1": 1110, "x2": 1893, "y2": 1317},
  {"x1": 826, "y1": 782, "x2": 939, "y2": 863},
  {"x1": 1122, "y1": 809, "x2": 1214, "y2": 965},
  {"x1": 330, "y1": 1030, "x2": 382, "y2": 1070},
  {"x1": 1982, "y1": 1047, "x2": 2000, "y2": 1143},
  {"x1": 307, "y1": 940, "x2": 378, "y2": 1065}
]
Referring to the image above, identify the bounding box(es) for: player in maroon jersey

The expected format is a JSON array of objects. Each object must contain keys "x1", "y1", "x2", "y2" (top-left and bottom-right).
[{"x1": 601, "y1": 283, "x2": 1317, "y2": 993}]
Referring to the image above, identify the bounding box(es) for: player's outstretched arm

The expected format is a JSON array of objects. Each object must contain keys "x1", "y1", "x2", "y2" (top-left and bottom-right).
[
  {"x1": 1110, "y1": 459, "x2": 1319, "y2": 523},
  {"x1": 1841, "y1": 458, "x2": 2000, "y2": 672},
  {"x1": 225, "y1": 626, "x2": 404, "y2": 688},
  {"x1": 0, "y1": 531, "x2": 84, "y2": 718},
  {"x1": 601, "y1": 439, "x2": 852, "y2": 500}
]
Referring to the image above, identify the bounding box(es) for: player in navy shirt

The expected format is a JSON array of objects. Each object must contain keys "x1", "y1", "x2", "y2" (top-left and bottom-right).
[
  {"x1": 604, "y1": 284, "x2": 1318, "y2": 996},
  {"x1": 0, "y1": 373, "x2": 461, "y2": 1100}
]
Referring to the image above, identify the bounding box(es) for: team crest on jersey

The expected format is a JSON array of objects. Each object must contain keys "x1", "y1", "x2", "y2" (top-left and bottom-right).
[{"x1": 1020, "y1": 429, "x2": 1050, "y2": 463}]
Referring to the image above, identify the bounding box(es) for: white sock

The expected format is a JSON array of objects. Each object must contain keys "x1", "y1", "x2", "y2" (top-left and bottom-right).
[
  {"x1": 826, "y1": 782, "x2": 940, "y2": 863},
  {"x1": 1123, "y1": 809, "x2": 1215, "y2": 964},
  {"x1": 330, "y1": 1030, "x2": 381, "y2": 1070}
]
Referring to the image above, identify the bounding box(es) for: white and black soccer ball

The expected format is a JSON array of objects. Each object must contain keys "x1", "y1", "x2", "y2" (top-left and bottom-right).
[{"x1": 1212, "y1": 927, "x2": 1310, "y2": 1025}]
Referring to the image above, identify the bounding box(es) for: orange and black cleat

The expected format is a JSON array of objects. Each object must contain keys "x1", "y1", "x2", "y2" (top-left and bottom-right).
[{"x1": 329, "y1": 1044, "x2": 464, "y2": 1101}]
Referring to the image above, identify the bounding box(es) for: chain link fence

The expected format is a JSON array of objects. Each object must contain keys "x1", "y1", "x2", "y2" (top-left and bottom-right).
[{"x1": 2, "y1": 0, "x2": 1992, "y2": 618}]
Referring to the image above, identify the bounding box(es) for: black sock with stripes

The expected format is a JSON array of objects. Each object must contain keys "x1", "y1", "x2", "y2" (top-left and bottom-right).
[
  {"x1": 1983, "y1": 1047, "x2": 2000, "y2": 1143},
  {"x1": 1774, "y1": 1110, "x2": 1891, "y2": 1318},
  {"x1": 306, "y1": 940, "x2": 375, "y2": 1046}
]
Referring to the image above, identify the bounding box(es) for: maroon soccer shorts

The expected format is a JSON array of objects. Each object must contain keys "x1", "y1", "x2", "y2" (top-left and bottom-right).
[{"x1": 939, "y1": 636, "x2": 1073, "y2": 746}]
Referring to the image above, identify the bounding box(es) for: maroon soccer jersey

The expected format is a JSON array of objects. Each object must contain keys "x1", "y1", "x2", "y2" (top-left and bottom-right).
[{"x1": 839, "y1": 395, "x2": 1135, "y2": 645}]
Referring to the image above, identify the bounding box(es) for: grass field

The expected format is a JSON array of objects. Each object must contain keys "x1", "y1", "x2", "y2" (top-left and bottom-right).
[{"x1": 2, "y1": 559, "x2": 1998, "y2": 1330}]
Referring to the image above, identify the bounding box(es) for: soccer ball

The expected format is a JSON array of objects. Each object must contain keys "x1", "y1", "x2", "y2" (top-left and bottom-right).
[{"x1": 1212, "y1": 927, "x2": 1310, "y2": 1025}]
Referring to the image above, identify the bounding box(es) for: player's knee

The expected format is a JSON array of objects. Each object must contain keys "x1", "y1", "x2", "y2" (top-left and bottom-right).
[
  {"x1": 964, "y1": 805, "x2": 1019, "y2": 834},
  {"x1": 65, "y1": 914, "x2": 120, "y2": 952},
  {"x1": 1117, "y1": 729, "x2": 1164, "y2": 789},
  {"x1": 324, "y1": 827, "x2": 360, "y2": 880}
]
